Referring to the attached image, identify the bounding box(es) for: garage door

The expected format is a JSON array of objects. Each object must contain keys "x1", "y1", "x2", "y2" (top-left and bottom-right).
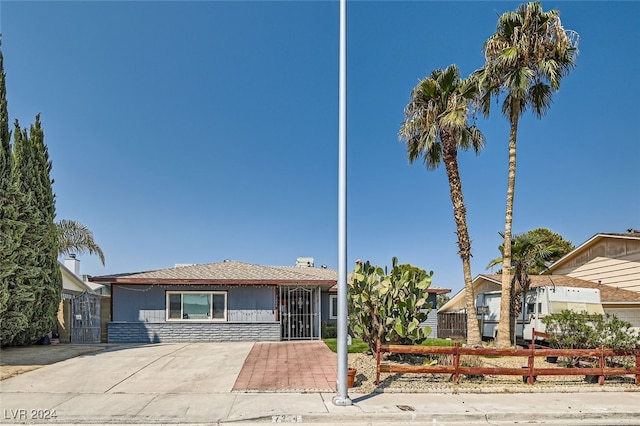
[{"x1": 604, "y1": 307, "x2": 640, "y2": 328}]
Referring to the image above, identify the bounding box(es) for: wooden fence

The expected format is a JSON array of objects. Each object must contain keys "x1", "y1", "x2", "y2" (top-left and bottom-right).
[
  {"x1": 437, "y1": 312, "x2": 466, "y2": 340},
  {"x1": 376, "y1": 339, "x2": 640, "y2": 386}
]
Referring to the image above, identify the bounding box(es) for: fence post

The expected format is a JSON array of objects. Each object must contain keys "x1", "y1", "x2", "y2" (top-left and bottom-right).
[
  {"x1": 636, "y1": 351, "x2": 639, "y2": 386},
  {"x1": 531, "y1": 328, "x2": 535, "y2": 347},
  {"x1": 598, "y1": 345, "x2": 605, "y2": 386},
  {"x1": 376, "y1": 339, "x2": 381, "y2": 386},
  {"x1": 527, "y1": 343, "x2": 535, "y2": 385},
  {"x1": 453, "y1": 342, "x2": 460, "y2": 384}
]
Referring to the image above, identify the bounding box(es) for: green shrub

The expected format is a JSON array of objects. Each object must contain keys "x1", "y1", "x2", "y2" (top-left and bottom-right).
[
  {"x1": 541, "y1": 310, "x2": 640, "y2": 366},
  {"x1": 321, "y1": 321, "x2": 337, "y2": 339}
]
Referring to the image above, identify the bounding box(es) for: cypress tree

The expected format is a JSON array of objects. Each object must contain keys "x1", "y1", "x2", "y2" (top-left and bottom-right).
[
  {"x1": 0, "y1": 42, "x2": 18, "y2": 338},
  {"x1": 4, "y1": 119, "x2": 61, "y2": 346},
  {"x1": 23, "y1": 117, "x2": 62, "y2": 343},
  {"x1": 0, "y1": 123, "x2": 35, "y2": 345},
  {"x1": 0, "y1": 39, "x2": 9, "y2": 180},
  {"x1": 0, "y1": 40, "x2": 9, "y2": 317},
  {"x1": 0, "y1": 41, "x2": 62, "y2": 345}
]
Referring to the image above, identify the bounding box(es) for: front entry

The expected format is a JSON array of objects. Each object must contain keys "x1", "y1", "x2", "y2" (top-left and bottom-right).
[{"x1": 280, "y1": 286, "x2": 320, "y2": 340}]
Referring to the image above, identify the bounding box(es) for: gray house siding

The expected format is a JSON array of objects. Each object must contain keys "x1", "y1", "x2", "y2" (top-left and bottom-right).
[
  {"x1": 421, "y1": 293, "x2": 439, "y2": 338},
  {"x1": 320, "y1": 291, "x2": 333, "y2": 322},
  {"x1": 108, "y1": 322, "x2": 280, "y2": 343},
  {"x1": 109, "y1": 284, "x2": 278, "y2": 343}
]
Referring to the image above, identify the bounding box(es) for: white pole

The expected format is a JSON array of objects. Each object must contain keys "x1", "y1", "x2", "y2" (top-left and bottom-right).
[{"x1": 332, "y1": 0, "x2": 352, "y2": 407}]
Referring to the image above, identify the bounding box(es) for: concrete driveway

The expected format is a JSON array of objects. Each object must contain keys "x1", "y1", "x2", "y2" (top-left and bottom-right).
[
  {"x1": 1, "y1": 342, "x2": 251, "y2": 395},
  {"x1": 0, "y1": 342, "x2": 343, "y2": 424}
]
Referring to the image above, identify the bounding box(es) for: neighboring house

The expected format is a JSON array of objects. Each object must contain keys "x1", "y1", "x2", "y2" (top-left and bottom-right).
[
  {"x1": 90, "y1": 258, "x2": 450, "y2": 343},
  {"x1": 58, "y1": 255, "x2": 110, "y2": 343},
  {"x1": 60, "y1": 255, "x2": 97, "y2": 298},
  {"x1": 543, "y1": 232, "x2": 640, "y2": 293},
  {"x1": 438, "y1": 274, "x2": 640, "y2": 339}
]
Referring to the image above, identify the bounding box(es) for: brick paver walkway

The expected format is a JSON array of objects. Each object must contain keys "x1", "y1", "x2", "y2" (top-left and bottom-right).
[{"x1": 232, "y1": 341, "x2": 337, "y2": 392}]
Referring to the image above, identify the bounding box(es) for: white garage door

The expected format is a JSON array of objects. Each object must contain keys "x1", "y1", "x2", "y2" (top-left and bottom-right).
[{"x1": 604, "y1": 308, "x2": 640, "y2": 328}]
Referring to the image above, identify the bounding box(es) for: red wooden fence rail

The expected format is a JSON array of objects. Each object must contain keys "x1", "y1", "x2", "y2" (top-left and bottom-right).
[{"x1": 375, "y1": 339, "x2": 640, "y2": 386}]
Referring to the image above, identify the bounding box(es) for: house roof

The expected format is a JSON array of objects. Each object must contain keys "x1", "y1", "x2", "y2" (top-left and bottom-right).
[
  {"x1": 59, "y1": 261, "x2": 96, "y2": 294},
  {"x1": 544, "y1": 232, "x2": 640, "y2": 273},
  {"x1": 89, "y1": 260, "x2": 338, "y2": 285},
  {"x1": 90, "y1": 259, "x2": 453, "y2": 293}
]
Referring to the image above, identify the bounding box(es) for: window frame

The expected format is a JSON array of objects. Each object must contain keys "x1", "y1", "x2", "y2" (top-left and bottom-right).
[
  {"x1": 165, "y1": 291, "x2": 228, "y2": 322},
  {"x1": 329, "y1": 294, "x2": 338, "y2": 320}
]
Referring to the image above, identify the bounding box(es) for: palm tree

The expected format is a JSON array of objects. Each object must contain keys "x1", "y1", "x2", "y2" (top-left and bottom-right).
[
  {"x1": 476, "y1": 2, "x2": 579, "y2": 347},
  {"x1": 487, "y1": 230, "x2": 572, "y2": 344},
  {"x1": 56, "y1": 219, "x2": 105, "y2": 266},
  {"x1": 399, "y1": 64, "x2": 485, "y2": 346}
]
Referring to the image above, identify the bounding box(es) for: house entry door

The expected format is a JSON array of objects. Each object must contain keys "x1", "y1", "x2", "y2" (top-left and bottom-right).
[
  {"x1": 280, "y1": 286, "x2": 319, "y2": 340},
  {"x1": 71, "y1": 292, "x2": 101, "y2": 343}
]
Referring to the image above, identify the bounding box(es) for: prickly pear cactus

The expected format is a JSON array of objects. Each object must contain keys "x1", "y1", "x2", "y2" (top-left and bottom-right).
[{"x1": 348, "y1": 257, "x2": 433, "y2": 353}]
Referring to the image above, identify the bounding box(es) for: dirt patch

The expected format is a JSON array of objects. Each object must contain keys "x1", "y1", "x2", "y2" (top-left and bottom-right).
[{"x1": 0, "y1": 344, "x2": 114, "y2": 381}]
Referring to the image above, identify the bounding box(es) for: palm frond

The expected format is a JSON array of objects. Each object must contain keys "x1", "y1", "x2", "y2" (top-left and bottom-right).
[
  {"x1": 56, "y1": 219, "x2": 106, "y2": 266},
  {"x1": 528, "y1": 82, "x2": 553, "y2": 118},
  {"x1": 399, "y1": 64, "x2": 485, "y2": 170}
]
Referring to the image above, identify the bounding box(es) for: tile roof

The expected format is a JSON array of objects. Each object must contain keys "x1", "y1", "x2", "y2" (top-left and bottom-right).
[
  {"x1": 481, "y1": 274, "x2": 640, "y2": 303},
  {"x1": 90, "y1": 260, "x2": 338, "y2": 284},
  {"x1": 91, "y1": 260, "x2": 453, "y2": 293}
]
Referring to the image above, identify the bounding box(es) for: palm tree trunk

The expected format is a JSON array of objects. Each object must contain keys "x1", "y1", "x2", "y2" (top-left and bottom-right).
[
  {"x1": 496, "y1": 106, "x2": 520, "y2": 348},
  {"x1": 441, "y1": 134, "x2": 482, "y2": 346}
]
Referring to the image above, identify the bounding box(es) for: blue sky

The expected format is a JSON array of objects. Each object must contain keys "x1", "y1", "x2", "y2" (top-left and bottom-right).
[{"x1": 2, "y1": 1, "x2": 638, "y2": 294}]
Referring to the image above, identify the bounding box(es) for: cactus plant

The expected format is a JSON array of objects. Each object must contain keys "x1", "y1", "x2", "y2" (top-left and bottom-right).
[{"x1": 348, "y1": 257, "x2": 433, "y2": 353}]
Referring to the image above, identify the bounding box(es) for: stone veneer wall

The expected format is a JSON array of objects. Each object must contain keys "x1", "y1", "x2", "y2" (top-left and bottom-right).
[{"x1": 108, "y1": 322, "x2": 281, "y2": 343}]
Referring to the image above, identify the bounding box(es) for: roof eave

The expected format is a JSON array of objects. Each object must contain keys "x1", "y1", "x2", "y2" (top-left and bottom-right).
[
  {"x1": 101, "y1": 278, "x2": 336, "y2": 286},
  {"x1": 545, "y1": 233, "x2": 640, "y2": 273}
]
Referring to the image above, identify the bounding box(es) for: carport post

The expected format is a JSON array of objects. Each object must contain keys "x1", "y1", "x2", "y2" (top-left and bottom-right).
[{"x1": 332, "y1": 0, "x2": 352, "y2": 407}]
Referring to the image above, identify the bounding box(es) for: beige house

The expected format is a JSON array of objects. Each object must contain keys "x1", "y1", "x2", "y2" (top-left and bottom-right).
[
  {"x1": 440, "y1": 274, "x2": 640, "y2": 317},
  {"x1": 57, "y1": 256, "x2": 110, "y2": 343},
  {"x1": 438, "y1": 232, "x2": 640, "y2": 339},
  {"x1": 543, "y1": 232, "x2": 640, "y2": 293},
  {"x1": 438, "y1": 274, "x2": 640, "y2": 340}
]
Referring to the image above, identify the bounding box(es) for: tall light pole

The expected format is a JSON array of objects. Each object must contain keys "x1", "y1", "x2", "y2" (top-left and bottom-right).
[{"x1": 332, "y1": 0, "x2": 352, "y2": 407}]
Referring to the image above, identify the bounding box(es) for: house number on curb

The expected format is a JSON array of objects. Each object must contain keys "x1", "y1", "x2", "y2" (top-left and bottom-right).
[{"x1": 272, "y1": 414, "x2": 302, "y2": 422}]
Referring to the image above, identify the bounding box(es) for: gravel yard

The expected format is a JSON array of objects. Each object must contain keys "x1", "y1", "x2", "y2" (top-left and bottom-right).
[{"x1": 348, "y1": 352, "x2": 640, "y2": 393}]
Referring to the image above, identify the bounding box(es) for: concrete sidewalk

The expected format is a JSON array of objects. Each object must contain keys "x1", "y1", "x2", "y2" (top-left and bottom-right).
[
  {"x1": 2, "y1": 389, "x2": 640, "y2": 425},
  {"x1": 1, "y1": 342, "x2": 639, "y2": 425}
]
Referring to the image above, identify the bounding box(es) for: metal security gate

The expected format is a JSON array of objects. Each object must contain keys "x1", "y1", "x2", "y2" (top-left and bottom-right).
[
  {"x1": 71, "y1": 292, "x2": 101, "y2": 343},
  {"x1": 280, "y1": 286, "x2": 319, "y2": 340}
]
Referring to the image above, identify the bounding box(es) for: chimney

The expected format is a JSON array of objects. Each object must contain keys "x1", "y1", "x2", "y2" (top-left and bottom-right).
[{"x1": 64, "y1": 254, "x2": 80, "y2": 276}]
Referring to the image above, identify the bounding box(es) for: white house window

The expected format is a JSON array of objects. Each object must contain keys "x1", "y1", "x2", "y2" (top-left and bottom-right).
[
  {"x1": 329, "y1": 294, "x2": 338, "y2": 320},
  {"x1": 166, "y1": 291, "x2": 227, "y2": 321}
]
